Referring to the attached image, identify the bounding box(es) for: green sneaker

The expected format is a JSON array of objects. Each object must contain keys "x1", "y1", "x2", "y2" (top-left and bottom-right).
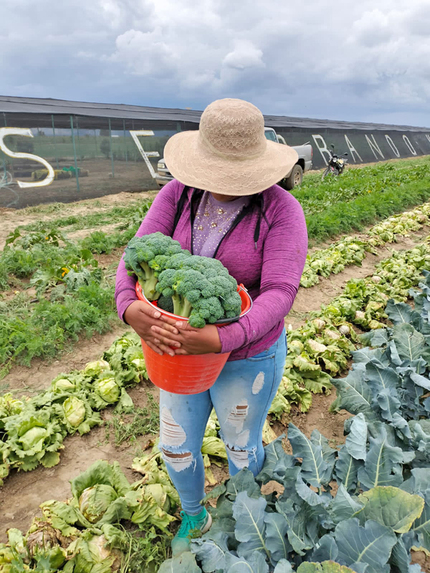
[{"x1": 171, "y1": 507, "x2": 212, "y2": 556}]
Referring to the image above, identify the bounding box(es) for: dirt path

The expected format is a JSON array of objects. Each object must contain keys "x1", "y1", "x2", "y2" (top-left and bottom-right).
[
  {"x1": 0, "y1": 190, "x2": 156, "y2": 250},
  {"x1": 0, "y1": 381, "x2": 158, "y2": 540},
  {"x1": 287, "y1": 226, "x2": 430, "y2": 329},
  {"x1": 2, "y1": 324, "x2": 130, "y2": 395}
]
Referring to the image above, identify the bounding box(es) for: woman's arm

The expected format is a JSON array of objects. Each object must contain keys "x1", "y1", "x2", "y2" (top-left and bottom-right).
[{"x1": 217, "y1": 194, "x2": 308, "y2": 353}]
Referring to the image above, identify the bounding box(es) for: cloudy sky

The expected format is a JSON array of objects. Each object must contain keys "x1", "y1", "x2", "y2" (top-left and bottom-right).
[{"x1": 1, "y1": 0, "x2": 429, "y2": 127}]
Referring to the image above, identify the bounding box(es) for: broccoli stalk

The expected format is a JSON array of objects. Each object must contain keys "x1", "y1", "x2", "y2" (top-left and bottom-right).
[
  {"x1": 137, "y1": 261, "x2": 160, "y2": 301},
  {"x1": 172, "y1": 294, "x2": 193, "y2": 319}
]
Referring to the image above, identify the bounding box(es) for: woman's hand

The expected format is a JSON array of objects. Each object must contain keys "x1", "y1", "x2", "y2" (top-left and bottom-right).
[
  {"x1": 124, "y1": 301, "x2": 181, "y2": 356},
  {"x1": 151, "y1": 320, "x2": 222, "y2": 355}
]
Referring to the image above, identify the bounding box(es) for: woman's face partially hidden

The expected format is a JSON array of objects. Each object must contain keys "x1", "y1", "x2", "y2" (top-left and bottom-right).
[{"x1": 209, "y1": 192, "x2": 244, "y2": 202}]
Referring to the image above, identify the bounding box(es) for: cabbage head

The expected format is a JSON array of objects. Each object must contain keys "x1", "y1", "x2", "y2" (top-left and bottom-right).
[
  {"x1": 95, "y1": 376, "x2": 120, "y2": 404},
  {"x1": 26, "y1": 525, "x2": 66, "y2": 570},
  {"x1": 19, "y1": 426, "x2": 47, "y2": 452},
  {"x1": 52, "y1": 378, "x2": 76, "y2": 393},
  {"x1": 0, "y1": 394, "x2": 25, "y2": 430},
  {"x1": 63, "y1": 397, "x2": 86, "y2": 428},
  {"x1": 0, "y1": 544, "x2": 14, "y2": 573},
  {"x1": 66, "y1": 533, "x2": 122, "y2": 573},
  {"x1": 84, "y1": 360, "x2": 110, "y2": 378},
  {"x1": 79, "y1": 484, "x2": 118, "y2": 523}
]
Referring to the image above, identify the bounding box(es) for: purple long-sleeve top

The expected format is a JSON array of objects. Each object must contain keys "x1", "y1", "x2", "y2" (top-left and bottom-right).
[{"x1": 115, "y1": 179, "x2": 308, "y2": 361}]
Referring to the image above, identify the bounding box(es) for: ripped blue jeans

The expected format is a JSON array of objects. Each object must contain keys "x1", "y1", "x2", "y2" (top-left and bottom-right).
[{"x1": 159, "y1": 329, "x2": 286, "y2": 514}]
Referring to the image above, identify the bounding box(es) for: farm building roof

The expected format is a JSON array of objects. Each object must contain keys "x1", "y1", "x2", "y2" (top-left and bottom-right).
[{"x1": 0, "y1": 95, "x2": 429, "y2": 132}]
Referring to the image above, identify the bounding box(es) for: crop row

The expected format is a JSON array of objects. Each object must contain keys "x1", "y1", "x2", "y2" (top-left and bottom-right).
[
  {"x1": 0, "y1": 200, "x2": 154, "y2": 377},
  {"x1": 176, "y1": 280, "x2": 430, "y2": 572},
  {"x1": 2, "y1": 269, "x2": 430, "y2": 572},
  {"x1": 301, "y1": 201, "x2": 430, "y2": 288},
  {"x1": 297, "y1": 157, "x2": 430, "y2": 241},
  {"x1": 1, "y1": 237, "x2": 429, "y2": 486},
  {"x1": 270, "y1": 240, "x2": 430, "y2": 415},
  {"x1": 0, "y1": 332, "x2": 233, "y2": 487}
]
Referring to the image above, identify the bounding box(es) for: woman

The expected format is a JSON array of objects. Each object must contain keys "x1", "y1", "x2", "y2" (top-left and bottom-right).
[{"x1": 115, "y1": 98, "x2": 307, "y2": 555}]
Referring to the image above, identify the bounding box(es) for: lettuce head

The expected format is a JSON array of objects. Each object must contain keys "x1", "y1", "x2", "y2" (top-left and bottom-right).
[
  {"x1": 94, "y1": 375, "x2": 120, "y2": 405},
  {"x1": 79, "y1": 484, "x2": 118, "y2": 524},
  {"x1": 63, "y1": 397, "x2": 86, "y2": 428}
]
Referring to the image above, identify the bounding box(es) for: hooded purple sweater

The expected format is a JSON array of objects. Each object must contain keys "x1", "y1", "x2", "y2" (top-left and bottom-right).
[{"x1": 115, "y1": 180, "x2": 308, "y2": 361}]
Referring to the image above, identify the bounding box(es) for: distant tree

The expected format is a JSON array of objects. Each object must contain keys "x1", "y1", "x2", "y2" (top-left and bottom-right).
[{"x1": 100, "y1": 138, "x2": 111, "y2": 159}]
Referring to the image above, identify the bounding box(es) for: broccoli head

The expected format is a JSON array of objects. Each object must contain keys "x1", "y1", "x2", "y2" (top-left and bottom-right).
[
  {"x1": 123, "y1": 233, "x2": 184, "y2": 300},
  {"x1": 156, "y1": 260, "x2": 241, "y2": 327},
  {"x1": 124, "y1": 232, "x2": 243, "y2": 326}
]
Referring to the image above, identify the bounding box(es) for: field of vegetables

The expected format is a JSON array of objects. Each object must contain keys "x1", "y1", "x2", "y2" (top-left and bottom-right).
[{"x1": 0, "y1": 155, "x2": 430, "y2": 573}]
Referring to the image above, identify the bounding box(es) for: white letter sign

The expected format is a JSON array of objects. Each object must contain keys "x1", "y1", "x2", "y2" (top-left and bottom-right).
[
  {"x1": 385, "y1": 135, "x2": 400, "y2": 158},
  {"x1": 312, "y1": 135, "x2": 331, "y2": 165},
  {"x1": 0, "y1": 127, "x2": 55, "y2": 188},
  {"x1": 365, "y1": 134, "x2": 385, "y2": 160},
  {"x1": 344, "y1": 135, "x2": 363, "y2": 163},
  {"x1": 129, "y1": 130, "x2": 160, "y2": 179},
  {"x1": 402, "y1": 135, "x2": 417, "y2": 155}
]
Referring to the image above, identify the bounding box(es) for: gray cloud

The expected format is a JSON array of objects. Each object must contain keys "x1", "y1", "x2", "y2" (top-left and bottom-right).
[{"x1": 1, "y1": 0, "x2": 429, "y2": 126}]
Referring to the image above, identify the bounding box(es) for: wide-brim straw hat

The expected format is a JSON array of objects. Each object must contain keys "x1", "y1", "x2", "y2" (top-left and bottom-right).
[{"x1": 164, "y1": 98, "x2": 299, "y2": 196}]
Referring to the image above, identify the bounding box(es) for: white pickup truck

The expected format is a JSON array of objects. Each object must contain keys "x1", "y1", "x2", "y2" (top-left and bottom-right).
[{"x1": 156, "y1": 127, "x2": 313, "y2": 190}]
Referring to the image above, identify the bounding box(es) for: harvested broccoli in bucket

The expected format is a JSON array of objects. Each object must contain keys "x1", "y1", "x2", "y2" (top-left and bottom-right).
[{"x1": 124, "y1": 232, "x2": 242, "y2": 327}]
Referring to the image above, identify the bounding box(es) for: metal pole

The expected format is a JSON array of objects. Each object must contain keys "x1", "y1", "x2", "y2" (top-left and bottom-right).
[
  {"x1": 108, "y1": 118, "x2": 115, "y2": 177},
  {"x1": 76, "y1": 116, "x2": 82, "y2": 161},
  {"x1": 51, "y1": 115, "x2": 59, "y2": 170},
  {"x1": 1, "y1": 113, "x2": 7, "y2": 175},
  {"x1": 123, "y1": 119, "x2": 128, "y2": 165},
  {"x1": 70, "y1": 116, "x2": 80, "y2": 192}
]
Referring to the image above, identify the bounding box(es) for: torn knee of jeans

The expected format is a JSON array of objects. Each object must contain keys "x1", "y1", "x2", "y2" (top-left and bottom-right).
[
  {"x1": 225, "y1": 443, "x2": 256, "y2": 470},
  {"x1": 160, "y1": 407, "x2": 186, "y2": 447},
  {"x1": 161, "y1": 447, "x2": 194, "y2": 472},
  {"x1": 226, "y1": 401, "x2": 248, "y2": 433}
]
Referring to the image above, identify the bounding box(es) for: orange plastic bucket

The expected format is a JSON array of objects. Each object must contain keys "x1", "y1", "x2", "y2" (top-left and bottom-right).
[{"x1": 135, "y1": 282, "x2": 252, "y2": 394}]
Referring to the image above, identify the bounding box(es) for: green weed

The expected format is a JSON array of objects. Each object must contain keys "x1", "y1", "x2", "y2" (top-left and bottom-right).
[{"x1": 106, "y1": 393, "x2": 159, "y2": 446}]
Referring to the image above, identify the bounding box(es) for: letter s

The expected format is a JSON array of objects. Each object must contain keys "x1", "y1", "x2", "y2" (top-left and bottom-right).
[{"x1": 0, "y1": 128, "x2": 55, "y2": 188}]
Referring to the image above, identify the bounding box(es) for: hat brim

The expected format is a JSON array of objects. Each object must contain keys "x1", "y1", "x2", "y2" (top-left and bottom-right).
[{"x1": 164, "y1": 131, "x2": 299, "y2": 196}]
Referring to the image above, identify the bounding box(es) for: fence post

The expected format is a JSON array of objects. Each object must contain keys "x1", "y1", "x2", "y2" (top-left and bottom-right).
[
  {"x1": 70, "y1": 116, "x2": 80, "y2": 192},
  {"x1": 108, "y1": 118, "x2": 115, "y2": 177},
  {"x1": 1, "y1": 113, "x2": 8, "y2": 175},
  {"x1": 123, "y1": 119, "x2": 128, "y2": 165},
  {"x1": 51, "y1": 115, "x2": 59, "y2": 170}
]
